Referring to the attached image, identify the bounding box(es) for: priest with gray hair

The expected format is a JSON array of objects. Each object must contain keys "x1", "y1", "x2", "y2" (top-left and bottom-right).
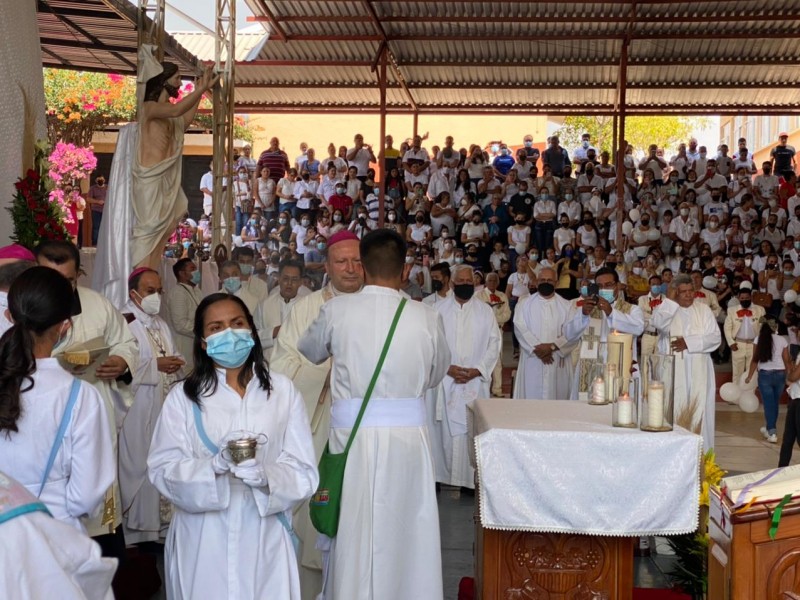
[{"x1": 650, "y1": 273, "x2": 721, "y2": 450}]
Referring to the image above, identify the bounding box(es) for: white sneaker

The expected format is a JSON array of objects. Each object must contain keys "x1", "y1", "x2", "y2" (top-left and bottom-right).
[
  {"x1": 760, "y1": 426, "x2": 770, "y2": 439},
  {"x1": 767, "y1": 434, "x2": 778, "y2": 443}
]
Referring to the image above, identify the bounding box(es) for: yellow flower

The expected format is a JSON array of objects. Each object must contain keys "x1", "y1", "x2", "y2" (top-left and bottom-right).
[{"x1": 701, "y1": 449, "x2": 726, "y2": 508}]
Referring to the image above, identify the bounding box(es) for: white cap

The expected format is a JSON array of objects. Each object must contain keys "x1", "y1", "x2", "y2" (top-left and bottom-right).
[
  {"x1": 739, "y1": 280, "x2": 753, "y2": 291},
  {"x1": 702, "y1": 276, "x2": 717, "y2": 290},
  {"x1": 785, "y1": 290, "x2": 798, "y2": 304}
]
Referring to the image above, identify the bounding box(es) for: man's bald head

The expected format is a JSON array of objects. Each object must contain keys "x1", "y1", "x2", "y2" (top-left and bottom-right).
[{"x1": 538, "y1": 267, "x2": 556, "y2": 283}]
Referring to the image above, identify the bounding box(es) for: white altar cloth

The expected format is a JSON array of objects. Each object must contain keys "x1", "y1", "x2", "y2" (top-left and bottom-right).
[{"x1": 468, "y1": 399, "x2": 701, "y2": 537}]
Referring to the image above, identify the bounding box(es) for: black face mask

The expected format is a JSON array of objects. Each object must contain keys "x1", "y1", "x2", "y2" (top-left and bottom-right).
[
  {"x1": 416, "y1": 216, "x2": 424, "y2": 223},
  {"x1": 453, "y1": 283, "x2": 475, "y2": 301},
  {"x1": 432, "y1": 280, "x2": 444, "y2": 293},
  {"x1": 740, "y1": 299, "x2": 752, "y2": 309},
  {"x1": 537, "y1": 282, "x2": 555, "y2": 297}
]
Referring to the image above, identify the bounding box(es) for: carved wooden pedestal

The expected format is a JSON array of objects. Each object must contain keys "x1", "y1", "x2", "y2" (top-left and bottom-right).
[
  {"x1": 709, "y1": 493, "x2": 800, "y2": 600},
  {"x1": 476, "y1": 524, "x2": 634, "y2": 599}
]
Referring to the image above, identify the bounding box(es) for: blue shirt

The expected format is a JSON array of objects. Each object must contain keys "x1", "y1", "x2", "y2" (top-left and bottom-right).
[{"x1": 493, "y1": 154, "x2": 516, "y2": 176}]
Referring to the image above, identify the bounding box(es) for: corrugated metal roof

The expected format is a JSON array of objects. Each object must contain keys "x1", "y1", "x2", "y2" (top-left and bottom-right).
[
  {"x1": 38, "y1": 0, "x2": 200, "y2": 76},
  {"x1": 231, "y1": 0, "x2": 800, "y2": 113},
  {"x1": 171, "y1": 31, "x2": 267, "y2": 62}
]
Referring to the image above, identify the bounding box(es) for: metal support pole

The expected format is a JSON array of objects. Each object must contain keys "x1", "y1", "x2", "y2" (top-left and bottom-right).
[
  {"x1": 378, "y1": 49, "x2": 387, "y2": 228},
  {"x1": 211, "y1": 0, "x2": 235, "y2": 250},
  {"x1": 615, "y1": 41, "x2": 629, "y2": 249},
  {"x1": 137, "y1": 0, "x2": 165, "y2": 60}
]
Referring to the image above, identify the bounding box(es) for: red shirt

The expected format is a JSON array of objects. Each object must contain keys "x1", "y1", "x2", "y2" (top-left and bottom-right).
[
  {"x1": 256, "y1": 149, "x2": 290, "y2": 184},
  {"x1": 328, "y1": 194, "x2": 353, "y2": 215}
]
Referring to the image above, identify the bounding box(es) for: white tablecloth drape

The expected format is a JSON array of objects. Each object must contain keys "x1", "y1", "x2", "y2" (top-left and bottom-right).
[{"x1": 468, "y1": 399, "x2": 701, "y2": 537}]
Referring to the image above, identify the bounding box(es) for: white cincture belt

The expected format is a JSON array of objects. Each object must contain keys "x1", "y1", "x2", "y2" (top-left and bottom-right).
[{"x1": 331, "y1": 397, "x2": 426, "y2": 429}]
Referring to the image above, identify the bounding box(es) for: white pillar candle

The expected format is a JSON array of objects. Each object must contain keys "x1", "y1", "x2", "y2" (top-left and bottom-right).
[
  {"x1": 604, "y1": 364, "x2": 617, "y2": 403},
  {"x1": 617, "y1": 393, "x2": 633, "y2": 425},
  {"x1": 591, "y1": 376, "x2": 605, "y2": 404},
  {"x1": 608, "y1": 331, "x2": 633, "y2": 380},
  {"x1": 647, "y1": 381, "x2": 665, "y2": 428}
]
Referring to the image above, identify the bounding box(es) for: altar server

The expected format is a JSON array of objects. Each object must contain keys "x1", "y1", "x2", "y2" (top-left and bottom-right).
[
  {"x1": 147, "y1": 293, "x2": 317, "y2": 600},
  {"x1": 298, "y1": 229, "x2": 450, "y2": 600},
  {"x1": 429, "y1": 264, "x2": 500, "y2": 489},
  {"x1": 0, "y1": 267, "x2": 114, "y2": 533},
  {"x1": 119, "y1": 268, "x2": 184, "y2": 544},
  {"x1": 564, "y1": 267, "x2": 644, "y2": 399},
  {"x1": 165, "y1": 257, "x2": 204, "y2": 369},
  {"x1": 0, "y1": 470, "x2": 117, "y2": 600},
  {"x1": 0, "y1": 243, "x2": 36, "y2": 336},
  {"x1": 254, "y1": 258, "x2": 305, "y2": 359},
  {"x1": 513, "y1": 267, "x2": 572, "y2": 399},
  {"x1": 651, "y1": 274, "x2": 721, "y2": 450},
  {"x1": 270, "y1": 230, "x2": 364, "y2": 600},
  {"x1": 36, "y1": 241, "x2": 138, "y2": 551},
  {"x1": 476, "y1": 271, "x2": 511, "y2": 397},
  {"x1": 723, "y1": 281, "x2": 764, "y2": 387}
]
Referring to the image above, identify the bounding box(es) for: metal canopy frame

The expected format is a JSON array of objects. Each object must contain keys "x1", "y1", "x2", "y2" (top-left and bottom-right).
[{"x1": 237, "y1": 0, "x2": 800, "y2": 116}]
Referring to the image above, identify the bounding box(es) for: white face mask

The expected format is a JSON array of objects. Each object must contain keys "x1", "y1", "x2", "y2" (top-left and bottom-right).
[{"x1": 136, "y1": 291, "x2": 161, "y2": 315}]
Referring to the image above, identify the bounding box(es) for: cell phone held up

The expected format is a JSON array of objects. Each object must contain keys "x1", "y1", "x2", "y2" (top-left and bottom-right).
[{"x1": 588, "y1": 282, "x2": 599, "y2": 302}]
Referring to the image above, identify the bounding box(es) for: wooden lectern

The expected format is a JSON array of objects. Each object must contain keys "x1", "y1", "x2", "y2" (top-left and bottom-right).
[{"x1": 709, "y1": 488, "x2": 800, "y2": 599}]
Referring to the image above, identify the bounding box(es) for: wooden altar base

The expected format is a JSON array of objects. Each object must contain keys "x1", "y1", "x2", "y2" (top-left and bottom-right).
[{"x1": 476, "y1": 524, "x2": 635, "y2": 599}]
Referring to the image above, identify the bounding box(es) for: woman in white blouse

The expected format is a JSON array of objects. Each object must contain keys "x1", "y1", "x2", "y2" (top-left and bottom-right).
[
  {"x1": 0, "y1": 267, "x2": 114, "y2": 533},
  {"x1": 147, "y1": 293, "x2": 317, "y2": 599}
]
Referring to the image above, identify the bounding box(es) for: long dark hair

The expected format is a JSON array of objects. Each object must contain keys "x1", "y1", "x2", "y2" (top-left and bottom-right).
[
  {"x1": 755, "y1": 318, "x2": 777, "y2": 364},
  {"x1": 183, "y1": 293, "x2": 271, "y2": 404},
  {"x1": 0, "y1": 267, "x2": 73, "y2": 435}
]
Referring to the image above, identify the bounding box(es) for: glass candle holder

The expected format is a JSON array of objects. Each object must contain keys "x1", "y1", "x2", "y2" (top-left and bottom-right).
[
  {"x1": 640, "y1": 353, "x2": 674, "y2": 432},
  {"x1": 613, "y1": 378, "x2": 639, "y2": 428}
]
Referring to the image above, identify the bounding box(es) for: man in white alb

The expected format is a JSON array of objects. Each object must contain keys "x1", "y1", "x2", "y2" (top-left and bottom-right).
[
  {"x1": 298, "y1": 229, "x2": 449, "y2": 600},
  {"x1": 254, "y1": 259, "x2": 304, "y2": 360},
  {"x1": 270, "y1": 230, "x2": 364, "y2": 600},
  {"x1": 165, "y1": 258, "x2": 204, "y2": 369},
  {"x1": 476, "y1": 272, "x2": 511, "y2": 396},
  {"x1": 651, "y1": 274, "x2": 721, "y2": 450},
  {"x1": 513, "y1": 268, "x2": 572, "y2": 399},
  {"x1": 723, "y1": 281, "x2": 764, "y2": 387},
  {"x1": 428, "y1": 264, "x2": 500, "y2": 490},
  {"x1": 119, "y1": 268, "x2": 183, "y2": 544}
]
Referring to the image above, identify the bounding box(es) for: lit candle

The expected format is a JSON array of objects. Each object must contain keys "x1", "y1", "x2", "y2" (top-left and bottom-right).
[
  {"x1": 617, "y1": 392, "x2": 633, "y2": 426},
  {"x1": 647, "y1": 381, "x2": 665, "y2": 428},
  {"x1": 608, "y1": 331, "x2": 633, "y2": 380},
  {"x1": 591, "y1": 376, "x2": 605, "y2": 404}
]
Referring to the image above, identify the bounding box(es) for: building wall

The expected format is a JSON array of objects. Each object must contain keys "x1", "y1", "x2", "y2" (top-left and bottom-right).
[
  {"x1": 246, "y1": 113, "x2": 550, "y2": 163},
  {"x1": 719, "y1": 116, "x2": 800, "y2": 171}
]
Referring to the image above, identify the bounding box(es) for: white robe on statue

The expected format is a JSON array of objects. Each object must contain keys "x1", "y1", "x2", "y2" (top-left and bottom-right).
[
  {"x1": 512, "y1": 293, "x2": 572, "y2": 400},
  {"x1": 429, "y1": 295, "x2": 500, "y2": 488},
  {"x1": 564, "y1": 298, "x2": 645, "y2": 400},
  {"x1": 298, "y1": 285, "x2": 450, "y2": 600},
  {"x1": 0, "y1": 360, "x2": 115, "y2": 533},
  {"x1": 0, "y1": 472, "x2": 116, "y2": 600},
  {"x1": 52, "y1": 286, "x2": 139, "y2": 537},
  {"x1": 119, "y1": 300, "x2": 181, "y2": 544},
  {"x1": 271, "y1": 285, "x2": 346, "y2": 600},
  {"x1": 650, "y1": 298, "x2": 721, "y2": 451},
  {"x1": 147, "y1": 373, "x2": 318, "y2": 600}
]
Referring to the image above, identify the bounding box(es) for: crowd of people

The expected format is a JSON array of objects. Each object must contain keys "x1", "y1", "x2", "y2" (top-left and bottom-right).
[{"x1": 3, "y1": 126, "x2": 800, "y2": 600}]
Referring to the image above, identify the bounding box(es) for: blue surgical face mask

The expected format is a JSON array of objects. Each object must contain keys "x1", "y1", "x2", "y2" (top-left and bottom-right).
[
  {"x1": 580, "y1": 285, "x2": 588, "y2": 297},
  {"x1": 583, "y1": 140, "x2": 590, "y2": 149},
  {"x1": 204, "y1": 327, "x2": 254, "y2": 369},
  {"x1": 524, "y1": 141, "x2": 533, "y2": 148},
  {"x1": 651, "y1": 284, "x2": 662, "y2": 296},
  {"x1": 317, "y1": 242, "x2": 327, "y2": 251},
  {"x1": 190, "y1": 270, "x2": 201, "y2": 285},
  {"x1": 374, "y1": 187, "x2": 380, "y2": 196},
  {"x1": 239, "y1": 263, "x2": 254, "y2": 276},
  {"x1": 491, "y1": 144, "x2": 500, "y2": 154},
  {"x1": 223, "y1": 277, "x2": 242, "y2": 293},
  {"x1": 183, "y1": 241, "x2": 191, "y2": 249},
  {"x1": 599, "y1": 289, "x2": 616, "y2": 303}
]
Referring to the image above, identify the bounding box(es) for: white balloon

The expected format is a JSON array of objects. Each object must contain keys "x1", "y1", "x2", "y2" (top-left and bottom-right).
[
  {"x1": 786, "y1": 289, "x2": 798, "y2": 304},
  {"x1": 739, "y1": 372, "x2": 757, "y2": 392},
  {"x1": 515, "y1": 243, "x2": 527, "y2": 255},
  {"x1": 622, "y1": 221, "x2": 633, "y2": 236},
  {"x1": 739, "y1": 391, "x2": 760, "y2": 413},
  {"x1": 632, "y1": 230, "x2": 646, "y2": 243},
  {"x1": 629, "y1": 208, "x2": 641, "y2": 222},
  {"x1": 719, "y1": 382, "x2": 741, "y2": 404},
  {"x1": 646, "y1": 229, "x2": 661, "y2": 241}
]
